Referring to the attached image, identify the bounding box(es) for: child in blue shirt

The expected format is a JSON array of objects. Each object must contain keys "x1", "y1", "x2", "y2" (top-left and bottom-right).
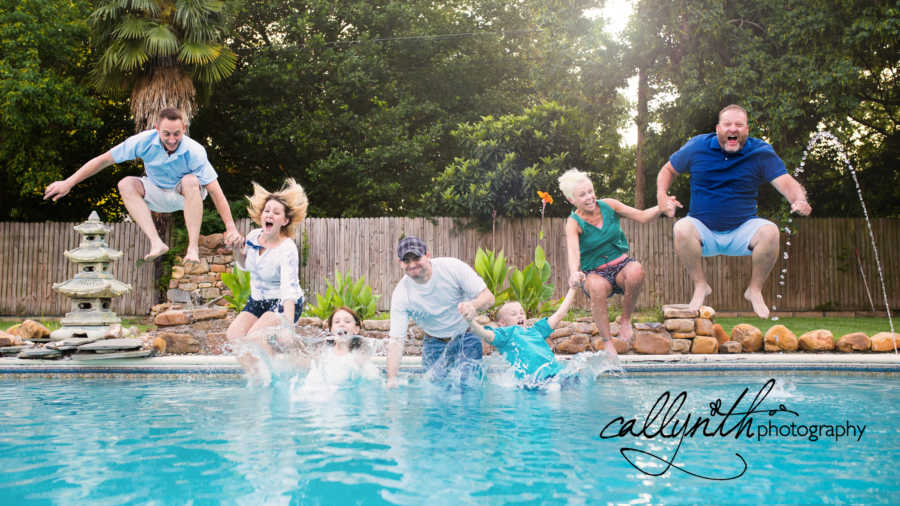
[{"x1": 464, "y1": 283, "x2": 578, "y2": 386}]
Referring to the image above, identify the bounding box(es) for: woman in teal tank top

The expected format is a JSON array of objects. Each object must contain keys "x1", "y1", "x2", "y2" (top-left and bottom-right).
[{"x1": 559, "y1": 169, "x2": 679, "y2": 359}]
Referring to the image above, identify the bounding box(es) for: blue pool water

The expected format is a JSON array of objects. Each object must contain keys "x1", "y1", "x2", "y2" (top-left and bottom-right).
[{"x1": 1, "y1": 371, "x2": 898, "y2": 504}]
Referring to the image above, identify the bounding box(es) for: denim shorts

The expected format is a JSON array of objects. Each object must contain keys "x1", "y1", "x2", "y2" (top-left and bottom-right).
[
  {"x1": 679, "y1": 216, "x2": 774, "y2": 257},
  {"x1": 140, "y1": 176, "x2": 208, "y2": 213},
  {"x1": 240, "y1": 296, "x2": 305, "y2": 323}
]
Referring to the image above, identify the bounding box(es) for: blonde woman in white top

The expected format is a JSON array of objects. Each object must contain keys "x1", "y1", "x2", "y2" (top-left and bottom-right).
[{"x1": 226, "y1": 178, "x2": 308, "y2": 346}]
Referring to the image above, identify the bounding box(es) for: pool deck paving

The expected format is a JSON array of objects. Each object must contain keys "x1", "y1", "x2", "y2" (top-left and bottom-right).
[{"x1": 1, "y1": 353, "x2": 898, "y2": 375}]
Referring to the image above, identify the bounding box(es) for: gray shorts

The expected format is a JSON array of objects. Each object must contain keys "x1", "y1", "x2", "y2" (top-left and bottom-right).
[{"x1": 140, "y1": 176, "x2": 208, "y2": 213}]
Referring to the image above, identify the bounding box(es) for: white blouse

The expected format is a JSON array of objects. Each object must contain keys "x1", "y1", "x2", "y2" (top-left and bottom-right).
[{"x1": 237, "y1": 228, "x2": 304, "y2": 302}]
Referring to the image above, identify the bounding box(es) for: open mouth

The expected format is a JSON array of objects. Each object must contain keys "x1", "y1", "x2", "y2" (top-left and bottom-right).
[
  {"x1": 264, "y1": 221, "x2": 275, "y2": 232},
  {"x1": 516, "y1": 319, "x2": 525, "y2": 326}
]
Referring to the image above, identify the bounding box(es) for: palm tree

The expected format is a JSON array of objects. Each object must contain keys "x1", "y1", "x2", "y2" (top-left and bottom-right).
[{"x1": 90, "y1": 0, "x2": 239, "y2": 131}]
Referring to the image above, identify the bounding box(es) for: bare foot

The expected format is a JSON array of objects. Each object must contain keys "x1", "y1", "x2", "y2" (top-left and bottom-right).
[
  {"x1": 744, "y1": 288, "x2": 770, "y2": 318},
  {"x1": 143, "y1": 243, "x2": 169, "y2": 262},
  {"x1": 604, "y1": 340, "x2": 619, "y2": 362},
  {"x1": 688, "y1": 283, "x2": 712, "y2": 312},
  {"x1": 619, "y1": 320, "x2": 634, "y2": 345},
  {"x1": 183, "y1": 246, "x2": 200, "y2": 265}
]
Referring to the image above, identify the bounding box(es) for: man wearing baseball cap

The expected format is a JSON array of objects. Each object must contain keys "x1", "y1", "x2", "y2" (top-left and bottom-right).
[{"x1": 386, "y1": 235, "x2": 494, "y2": 386}]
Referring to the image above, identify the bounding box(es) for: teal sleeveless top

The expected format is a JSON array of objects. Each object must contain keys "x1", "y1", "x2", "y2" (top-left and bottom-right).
[{"x1": 570, "y1": 200, "x2": 629, "y2": 271}]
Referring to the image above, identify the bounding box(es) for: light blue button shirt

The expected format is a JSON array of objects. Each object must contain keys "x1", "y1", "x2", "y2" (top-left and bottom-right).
[{"x1": 109, "y1": 130, "x2": 218, "y2": 189}]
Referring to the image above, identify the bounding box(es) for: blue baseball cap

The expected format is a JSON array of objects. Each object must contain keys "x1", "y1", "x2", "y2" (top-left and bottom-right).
[{"x1": 397, "y1": 236, "x2": 427, "y2": 259}]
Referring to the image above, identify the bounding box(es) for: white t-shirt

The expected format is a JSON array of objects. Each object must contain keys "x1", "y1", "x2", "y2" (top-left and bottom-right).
[
  {"x1": 388, "y1": 257, "x2": 487, "y2": 342},
  {"x1": 237, "y1": 229, "x2": 304, "y2": 302}
]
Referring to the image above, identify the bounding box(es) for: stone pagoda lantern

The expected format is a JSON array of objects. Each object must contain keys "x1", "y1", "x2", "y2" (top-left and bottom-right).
[{"x1": 50, "y1": 211, "x2": 132, "y2": 341}]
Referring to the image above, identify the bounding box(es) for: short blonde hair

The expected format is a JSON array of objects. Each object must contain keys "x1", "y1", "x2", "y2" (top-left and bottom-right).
[
  {"x1": 495, "y1": 301, "x2": 525, "y2": 324},
  {"x1": 246, "y1": 178, "x2": 308, "y2": 239},
  {"x1": 558, "y1": 168, "x2": 592, "y2": 201}
]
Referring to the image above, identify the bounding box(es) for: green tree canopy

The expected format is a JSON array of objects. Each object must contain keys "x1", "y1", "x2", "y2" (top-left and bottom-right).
[
  {"x1": 192, "y1": 0, "x2": 627, "y2": 217},
  {"x1": 425, "y1": 101, "x2": 627, "y2": 227},
  {"x1": 0, "y1": 0, "x2": 131, "y2": 221}
]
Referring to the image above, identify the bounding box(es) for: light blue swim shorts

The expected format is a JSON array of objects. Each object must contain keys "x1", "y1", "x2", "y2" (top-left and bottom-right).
[{"x1": 678, "y1": 216, "x2": 775, "y2": 257}]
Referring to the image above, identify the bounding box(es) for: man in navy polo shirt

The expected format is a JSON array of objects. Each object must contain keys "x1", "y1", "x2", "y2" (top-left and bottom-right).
[
  {"x1": 655, "y1": 104, "x2": 811, "y2": 318},
  {"x1": 44, "y1": 107, "x2": 242, "y2": 263}
]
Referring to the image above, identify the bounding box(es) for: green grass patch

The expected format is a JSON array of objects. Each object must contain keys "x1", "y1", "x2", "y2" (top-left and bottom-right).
[{"x1": 715, "y1": 317, "x2": 894, "y2": 339}]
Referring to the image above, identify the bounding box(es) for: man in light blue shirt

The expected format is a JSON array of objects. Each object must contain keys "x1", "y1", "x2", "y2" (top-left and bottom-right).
[
  {"x1": 385, "y1": 236, "x2": 494, "y2": 386},
  {"x1": 44, "y1": 107, "x2": 242, "y2": 263}
]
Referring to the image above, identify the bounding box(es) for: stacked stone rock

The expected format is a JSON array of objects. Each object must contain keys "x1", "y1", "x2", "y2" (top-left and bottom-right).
[
  {"x1": 168, "y1": 234, "x2": 233, "y2": 306},
  {"x1": 662, "y1": 304, "x2": 739, "y2": 354}
]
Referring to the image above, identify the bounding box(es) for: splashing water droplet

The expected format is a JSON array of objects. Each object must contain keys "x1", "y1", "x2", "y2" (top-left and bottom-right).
[
  {"x1": 771, "y1": 316, "x2": 780, "y2": 321},
  {"x1": 777, "y1": 294, "x2": 783, "y2": 299},
  {"x1": 783, "y1": 131, "x2": 895, "y2": 344}
]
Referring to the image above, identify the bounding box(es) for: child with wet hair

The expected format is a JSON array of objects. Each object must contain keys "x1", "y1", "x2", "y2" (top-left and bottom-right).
[
  {"x1": 325, "y1": 306, "x2": 367, "y2": 355},
  {"x1": 299, "y1": 306, "x2": 378, "y2": 386},
  {"x1": 463, "y1": 281, "x2": 579, "y2": 385}
]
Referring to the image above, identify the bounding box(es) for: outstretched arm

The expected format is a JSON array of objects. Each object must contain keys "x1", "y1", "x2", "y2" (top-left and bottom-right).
[
  {"x1": 771, "y1": 174, "x2": 812, "y2": 215},
  {"x1": 655, "y1": 162, "x2": 681, "y2": 217},
  {"x1": 205, "y1": 179, "x2": 243, "y2": 246},
  {"x1": 565, "y1": 218, "x2": 586, "y2": 288},
  {"x1": 44, "y1": 152, "x2": 116, "y2": 201},
  {"x1": 603, "y1": 198, "x2": 680, "y2": 224},
  {"x1": 547, "y1": 286, "x2": 579, "y2": 329},
  {"x1": 463, "y1": 314, "x2": 496, "y2": 343}
]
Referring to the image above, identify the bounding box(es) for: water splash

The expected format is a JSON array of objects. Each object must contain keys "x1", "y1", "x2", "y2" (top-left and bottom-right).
[{"x1": 775, "y1": 131, "x2": 895, "y2": 352}]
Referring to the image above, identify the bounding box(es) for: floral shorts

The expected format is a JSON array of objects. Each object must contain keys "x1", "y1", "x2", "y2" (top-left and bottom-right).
[{"x1": 581, "y1": 257, "x2": 635, "y2": 298}]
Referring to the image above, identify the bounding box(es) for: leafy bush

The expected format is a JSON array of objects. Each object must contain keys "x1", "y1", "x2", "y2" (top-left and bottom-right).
[
  {"x1": 473, "y1": 247, "x2": 511, "y2": 308},
  {"x1": 221, "y1": 265, "x2": 251, "y2": 312},
  {"x1": 507, "y1": 245, "x2": 559, "y2": 315},
  {"x1": 474, "y1": 245, "x2": 559, "y2": 316},
  {"x1": 304, "y1": 271, "x2": 379, "y2": 321}
]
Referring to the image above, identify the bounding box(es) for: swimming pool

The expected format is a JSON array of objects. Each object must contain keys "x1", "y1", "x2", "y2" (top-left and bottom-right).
[{"x1": 1, "y1": 370, "x2": 897, "y2": 504}]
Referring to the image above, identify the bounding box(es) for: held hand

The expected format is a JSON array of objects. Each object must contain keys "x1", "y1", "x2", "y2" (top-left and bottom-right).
[
  {"x1": 790, "y1": 200, "x2": 812, "y2": 216},
  {"x1": 568, "y1": 271, "x2": 585, "y2": 288},
  {"x1": 224, "y1": 228, "x2": 244, "y2": 248},
  {"x1": 657, "y1": 194, "x2": 680, "y2": 218},
  {"x1": 44, "y1": 180, "x2": 72, "y2": 202},
  {"x1": 457, "y1": 301, "x2": 476, "y2": 321}
]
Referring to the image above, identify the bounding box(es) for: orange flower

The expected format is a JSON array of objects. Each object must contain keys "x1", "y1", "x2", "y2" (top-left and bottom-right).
[{"x1": 537, "y1": 191, "x2": 553, "y2": 205}]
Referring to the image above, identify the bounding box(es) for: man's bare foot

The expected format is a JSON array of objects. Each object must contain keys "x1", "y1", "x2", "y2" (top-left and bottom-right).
[
  {"x1": 688, "y1": 283, "x2": 712, "y2": 312},
  {"x1": 744, "y1": 288, "x2": 770, "y2": 318},
  {"x1": 183, "y1": 246, "x2": 200, "y2": 265},
  {"x1": 604, "y1": 340, "x2": 619, "y2": 361},
  {"x1": 619, "y1": 320, "x2": 634, "y2": 345},
  {"x1": 143, "y1": 243, "x2": 169, "y2": 262}
]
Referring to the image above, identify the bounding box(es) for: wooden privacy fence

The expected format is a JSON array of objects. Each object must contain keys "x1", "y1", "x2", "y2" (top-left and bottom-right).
[{"x1": 0, "y1": 217, "x2": 898, "y2": 316}]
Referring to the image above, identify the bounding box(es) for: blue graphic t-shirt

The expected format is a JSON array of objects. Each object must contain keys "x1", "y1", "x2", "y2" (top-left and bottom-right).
[{"x1": 487, "y1": 318, "x2": 563, "y2": 381}]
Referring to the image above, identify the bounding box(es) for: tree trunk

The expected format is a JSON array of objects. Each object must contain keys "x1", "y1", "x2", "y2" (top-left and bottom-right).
[{"x1": 634, "y1": 65, "x2": 648, "y2": 209}]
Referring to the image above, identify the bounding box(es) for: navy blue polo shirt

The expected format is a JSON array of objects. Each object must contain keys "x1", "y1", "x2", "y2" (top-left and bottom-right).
[{"x1": 669, "y1": 133, "x2": 787, "y2": 231}]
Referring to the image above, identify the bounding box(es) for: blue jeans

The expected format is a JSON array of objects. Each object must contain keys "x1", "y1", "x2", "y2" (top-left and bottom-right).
[{"x1": 421, "y1": 331, "x2": 484, "y2": 383}]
